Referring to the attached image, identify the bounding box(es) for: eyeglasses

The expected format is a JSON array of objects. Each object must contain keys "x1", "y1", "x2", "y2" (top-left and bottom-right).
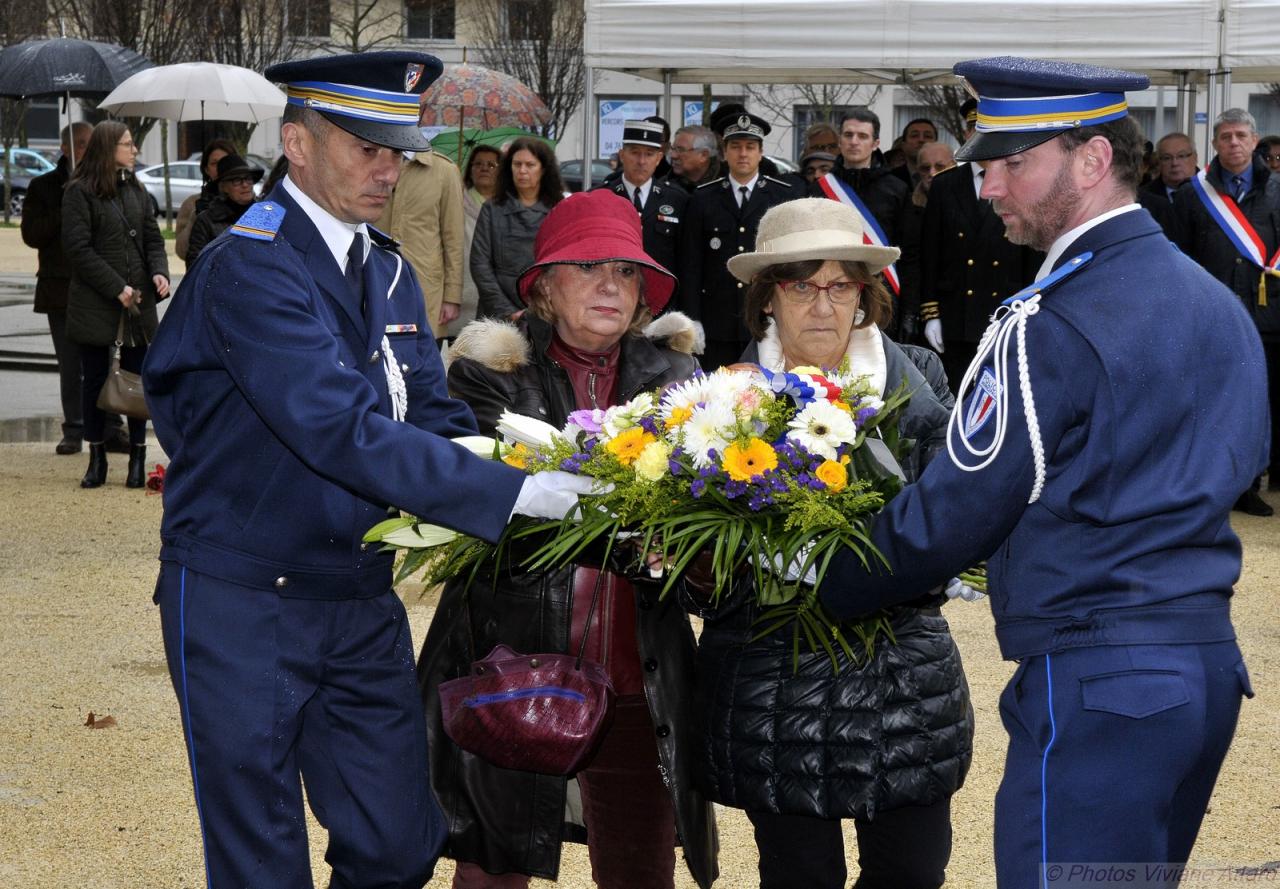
[
  {"x1": 778, "y1": 280, "x2": 861, "y2": 304},
  {"x1": 1265, "y1": 154, "x2": 1280, "y2": 163},
  {"x1": 223, "y1": 176, "x2": 253, "y2": 186},
  {"x1": 1158, "y1": 151, "x2": 1194, "y2": 163}
]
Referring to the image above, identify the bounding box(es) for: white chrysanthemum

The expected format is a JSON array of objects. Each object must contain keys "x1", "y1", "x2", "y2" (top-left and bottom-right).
[
  {"x1": 659, "y1": 377, "x2": 707, "y2": 423},
  {"x1": 701, "y1": 368, "x2": 757, "y2": 406},
  {"x1": 602, "y1": 392, "x2": 655, "y2": 439},
  {"x1": 681, "y1": 401, "x2": 737, "y2": 468},
  {"x1": 787, "y1": 399, "x2": 858, "y2": 461}
]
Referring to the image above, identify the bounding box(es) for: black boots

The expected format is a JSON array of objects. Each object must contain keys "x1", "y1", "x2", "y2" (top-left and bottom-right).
[
  {"x1": 80, "y1": 443, "x2": 107, "y2": 488},
  {"x1": 126, "y1": 445, "x2": 147, "y2": 489}
]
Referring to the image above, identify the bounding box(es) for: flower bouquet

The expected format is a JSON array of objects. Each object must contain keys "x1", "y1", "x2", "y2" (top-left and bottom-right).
[{"x1": 367, "y1": 364, "x2": 914, "y2": 666}]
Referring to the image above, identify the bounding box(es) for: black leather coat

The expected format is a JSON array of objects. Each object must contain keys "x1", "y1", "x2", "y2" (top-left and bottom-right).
[
  {"x1": 694, "y1": 334, "x2": 974, "y2": 821},
  {"x1": 418, "y1": 315, "x2": 717, "y2": 886}
]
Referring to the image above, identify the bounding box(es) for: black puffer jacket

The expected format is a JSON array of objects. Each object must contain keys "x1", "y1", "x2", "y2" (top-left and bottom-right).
[
  {"x1": 419, "y1": 313, "x2": 718, "y2": 887},
  {"x1": 62, "y1": 174, "x2": 168, "y2": 346},
  {"x1": 694, "y1": 328, "x2": 974, "y2": 821},
  {"x1": 1172, "y1": 156, "x2": 1280, "y2": 337}
]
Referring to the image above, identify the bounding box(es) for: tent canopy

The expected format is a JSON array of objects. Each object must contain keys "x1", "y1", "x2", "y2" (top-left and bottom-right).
[{"x1": 584, "y1": 0, "x2": 1280, "y2": 85}]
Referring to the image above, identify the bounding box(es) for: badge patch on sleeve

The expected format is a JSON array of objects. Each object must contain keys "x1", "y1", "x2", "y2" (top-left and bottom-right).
[{"x1": 964, "y1": 367, "x2": 1001, "y2": 438}]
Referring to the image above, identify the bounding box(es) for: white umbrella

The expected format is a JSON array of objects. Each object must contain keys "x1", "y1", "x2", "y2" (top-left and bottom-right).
[{"x1": 99, "y1": 61, "x2": 284, "y2": 122}]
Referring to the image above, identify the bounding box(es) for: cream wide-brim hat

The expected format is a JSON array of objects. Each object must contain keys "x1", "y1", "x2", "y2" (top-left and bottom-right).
[{"x1": 726, "y1": 197, "x2": 901, "y2": 284}]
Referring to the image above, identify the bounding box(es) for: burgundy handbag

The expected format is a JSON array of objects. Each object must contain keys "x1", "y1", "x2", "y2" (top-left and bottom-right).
[{"x1": 438, "y1": 569, "x2": 616, "y2": 776}]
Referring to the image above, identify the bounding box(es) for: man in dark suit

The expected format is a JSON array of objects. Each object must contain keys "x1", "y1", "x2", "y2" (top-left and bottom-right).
[
  {"x1": 142, "y1": 51, "x2": 595, "y2": 889},
  {"x1": 919, "y1": 160, "x2": 1042, "y2": 391},
  {"x1": 602, "y1": 119, "x2": 688, "y2": 292},
  {"x1": 678, "y1": 110, "x2": 800, "y2": 369}
]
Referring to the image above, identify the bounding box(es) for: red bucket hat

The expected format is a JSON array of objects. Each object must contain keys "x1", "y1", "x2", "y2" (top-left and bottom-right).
[{"x1": 517, "y1": 189, "x2": 676, "y2": 314}]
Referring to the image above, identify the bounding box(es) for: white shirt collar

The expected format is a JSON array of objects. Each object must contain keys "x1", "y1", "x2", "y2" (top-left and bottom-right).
[
  {"x1": 970, "y1": 162, "x2": 984, "y2": 198},
  {"x1": 1036, "y1": 203, "x2": 1141, "y2": 279},
  {"x1": 282, "y1": 175, "x2": 369, "y2": 272},
  {"x1": 730, "y1": 173, "x2": 760, "y2": 202},
  {"x1": 623, "y1": 176, "x2": 652, "y2": 206}
]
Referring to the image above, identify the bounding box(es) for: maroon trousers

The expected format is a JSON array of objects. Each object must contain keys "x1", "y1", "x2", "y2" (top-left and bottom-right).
[{"x1": 451, "y1": 696, "x2": 676, "y2": 889}]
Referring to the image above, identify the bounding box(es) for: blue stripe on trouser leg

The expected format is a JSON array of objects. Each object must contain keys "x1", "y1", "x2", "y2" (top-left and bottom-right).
[
  {"x1": 177, "y1": 566, "x2": 214, "y2": 889},
  {"x1": 996, "y1": 643, "x2": 1248, "y2": 889}
]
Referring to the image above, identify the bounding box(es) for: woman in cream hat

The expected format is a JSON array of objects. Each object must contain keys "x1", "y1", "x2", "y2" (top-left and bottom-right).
[{"x1": 690, "y1": 197, "x2": 974, "y2": 889}]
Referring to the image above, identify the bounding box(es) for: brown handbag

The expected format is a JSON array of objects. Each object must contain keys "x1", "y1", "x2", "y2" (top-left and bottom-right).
[
  {"x1": 438, "y1": 568, "x2": 616, "y2": 776},
  {"x1": 96, "y1": 310, "x2": 150, "y2": 420}
]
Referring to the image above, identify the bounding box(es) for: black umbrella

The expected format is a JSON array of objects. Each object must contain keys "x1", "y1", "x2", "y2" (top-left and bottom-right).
[
  {"x1": 0, "y1": 37, "x2": 152, "y2": 99},
  {"x1": 0, "y1": 38, "x2": 152, "y2": 177}
]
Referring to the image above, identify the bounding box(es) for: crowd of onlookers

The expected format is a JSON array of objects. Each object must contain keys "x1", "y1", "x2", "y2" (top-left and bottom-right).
[{"x1": 20, "y1": 102, "x2": 1280, "y2": 515}]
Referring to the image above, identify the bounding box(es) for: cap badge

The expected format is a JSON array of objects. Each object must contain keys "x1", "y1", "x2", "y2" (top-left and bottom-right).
[
  {"x1": 405, "y1": 63, "x2": 424, "y2": 92},
  {"x1": 737, "y1": 114, "x2": 751, "y2": 129}
]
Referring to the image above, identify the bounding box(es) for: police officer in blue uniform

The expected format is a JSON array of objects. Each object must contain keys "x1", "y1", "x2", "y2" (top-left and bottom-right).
[
  {"x1": 142, "y1": 52, "x2": 596, "y2": 889},
  {"x1": 811, "y1": 57, "x2": 1267, "y2": 887}
]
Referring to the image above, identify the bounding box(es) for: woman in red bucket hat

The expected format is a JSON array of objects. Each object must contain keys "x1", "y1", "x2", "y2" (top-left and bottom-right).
[{"x1": 417, "y1": 188, "x2": 717, "y2": 888}]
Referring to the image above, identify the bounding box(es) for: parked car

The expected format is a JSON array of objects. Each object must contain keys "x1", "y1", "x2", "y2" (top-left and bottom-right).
[
  {"x1": 136, "y1": 161, "x2": 206, "y2": 217},
  {"x1": 560, "y1": 158, "x2": 616, "y2": 193},
  {"x1": 2, "y1": 147, "x2": 58, "y2": 216},
  {"x1": 766, "y1": 155, "x2": 800, "y2": 174}
]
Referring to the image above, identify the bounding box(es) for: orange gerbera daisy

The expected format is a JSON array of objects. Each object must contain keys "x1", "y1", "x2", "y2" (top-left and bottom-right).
[
  {"x1": 502, "y1": 442, "x2": 532, "y2": 470},
  {"x1": 722, "y1": 438, "x2": 779, "y2": 481},
  {"x1": 815, "y1": 459, "x2": 848, "y2": 492},
  {"x1": 606, "y1": 427, "x2": 657, "y2": 466}
]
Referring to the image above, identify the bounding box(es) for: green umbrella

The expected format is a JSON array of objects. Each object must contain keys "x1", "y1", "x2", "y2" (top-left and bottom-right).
[{"x1": 429, "y1": 127, "x2": 554, "y2": 166}]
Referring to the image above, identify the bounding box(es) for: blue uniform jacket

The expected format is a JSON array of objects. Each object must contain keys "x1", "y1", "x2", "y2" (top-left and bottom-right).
[
  {"x1": 820, "y1": 208, "x2": 1270, "y2": 659},
  {"x1": 143, "y1": 185, "x2": 526, "y2": 600}
]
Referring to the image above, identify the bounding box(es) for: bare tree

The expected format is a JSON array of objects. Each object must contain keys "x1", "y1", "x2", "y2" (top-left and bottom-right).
[
  {"x1": 327, "y1": 0, "x2": 402, "y2": 53},
  {"x1": 904, "y1": 83, "x2": 971, "y2": 142},
  {"x1": 464, "y1": 0, "x2": 586, "y2": 140},
  {"x1": 1, "y1": 0, "x2": 52, "y2": 222},
  {"x1": 744, "y1": 82, "x2": 882, "y2": 130}
]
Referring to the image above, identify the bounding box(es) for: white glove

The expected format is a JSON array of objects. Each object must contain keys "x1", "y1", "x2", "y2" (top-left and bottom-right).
[
  {"x1": 511, "y1": 471, "x2": 605, "y2": 521},
  {"x1": 944, "y1": 576, "x2": 986, "y2": 602},
  {"x1": 924, "y1": 319, "x2": 945, "y2": 353},
  {"x1": 757, "y1": 545, "x2": 817, "y2": 586}
]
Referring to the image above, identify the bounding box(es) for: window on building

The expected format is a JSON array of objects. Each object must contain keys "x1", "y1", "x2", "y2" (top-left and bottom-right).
[
  {"x1": 507, "y1": 0, "x2": 551, "y2": 41},
  {"x1": 406, "y1": 0, "x2": 455, "y2": 39},
  {"x1": 1126, "y1": 107, "x2": 1179, "y2": 144},
  {"x1": 286, "y1": 0, "x2": 330, "y2": 37},
  {"x1": 1247, "y1": 93, "x2": 1280, "y2": 139}
]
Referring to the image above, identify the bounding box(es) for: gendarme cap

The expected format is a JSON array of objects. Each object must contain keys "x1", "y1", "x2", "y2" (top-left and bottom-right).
[
  {"x1": 265, "y1": 51, "x2": 443, "y2": 152},
  {"x1": 621, "y1": 119, "x2": 665, "y2": 149},
  {"x1": 953, "y1": 56, "x2": 1149, "y2": 162}
]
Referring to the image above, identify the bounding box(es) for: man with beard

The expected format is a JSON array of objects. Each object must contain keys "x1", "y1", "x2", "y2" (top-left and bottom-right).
[{"x1": 813, "y1": 57, "x2": 1266, "y2": 887}]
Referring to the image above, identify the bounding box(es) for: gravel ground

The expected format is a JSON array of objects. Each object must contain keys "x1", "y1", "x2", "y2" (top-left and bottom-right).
[{"x1": 0, "y1": 443, "x2": 1276, "y2": 888}]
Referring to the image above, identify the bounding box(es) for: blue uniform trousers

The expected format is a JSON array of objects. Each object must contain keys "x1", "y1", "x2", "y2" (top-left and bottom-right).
[
  {"x1": 155, "y1": 564, "x2": 445, "y2": 889},
  {"x1": 994, "y1": 641, "x2": 1252, "y2": 889}
]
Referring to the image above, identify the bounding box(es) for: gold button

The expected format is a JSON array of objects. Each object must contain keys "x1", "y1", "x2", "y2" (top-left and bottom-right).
[
  {"x1": 370, "y1": 350, "x2": 380, "y2": 363},
  {"x1": 739, "y1": 226, "x2": 746, "y2": 233},
  {"x1": 966, "y1": 289, "x2": 974, "y2": 296},
  {"x1": 737, "y1": 282, "x2": 744, "y2": 288},
  {"x1": 992, "y1": 260, "x2": 1000, "y2": 267},
  {"x1": 737, "y1": 246, "x2": 744, "y2": 251},
  {"x1": 992, "y1": 291, "x2": 999, "y2": 296},
  {"x1": 1236, "y1": 258, "x2": 1243, "y2": 264},
  {"x1": 274, "y1": 576, "x2": 288, "y2": 588},
  {"x1": 967, "y1": 259, "x2": 974, "y2": 266},
  {"x1": 958, "y1": 231, "x2": 965, "y2": 239}
]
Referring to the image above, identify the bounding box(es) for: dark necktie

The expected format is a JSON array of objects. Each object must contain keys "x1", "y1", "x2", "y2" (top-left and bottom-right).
[
  {"x1": 1233, "y1": 175, "x2": 1247, "y2": 201},
  {"x1": 632, "y1": 186, "x2": 644, "y2": 213},
  {"x1": 346, "y1": 233, "x2": 365, "y2": 311},
  {"x1": 739, "y1": 185, "x2": 750, "y2": 208}
]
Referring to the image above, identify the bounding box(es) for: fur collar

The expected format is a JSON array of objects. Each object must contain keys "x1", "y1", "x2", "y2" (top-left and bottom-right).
[
  {"x1": 755, "y1": 319, "x2": 887, "y2": 396},
  {"x1": 447, "y1": 311, "x2": 702, "y2": 372}
]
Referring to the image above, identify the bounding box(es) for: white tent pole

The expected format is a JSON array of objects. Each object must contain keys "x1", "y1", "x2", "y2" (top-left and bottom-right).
[
  {"x1": 1174, "y1": 73, "x2": 1187, "y2": 139},
  {"x1": 663, "y1": 71, "x2": 672, "y2": 127},
  {"x1": 582, "y1": 64, "x2": 595, "y2": 189}
]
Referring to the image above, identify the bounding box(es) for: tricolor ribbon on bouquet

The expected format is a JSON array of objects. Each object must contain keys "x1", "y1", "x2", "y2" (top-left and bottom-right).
[
  {"x1": 816, "y1": 173, "x2": 901, "y2": 295},
  {"x1": 757, "y1": 366, "x2": 842, "y2": 406},
  {"x1": 1188, "y1": 168, "x2": 1280, "y2": 307}
]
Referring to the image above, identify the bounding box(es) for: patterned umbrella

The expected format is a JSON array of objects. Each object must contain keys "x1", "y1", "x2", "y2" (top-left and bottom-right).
[{"x1": 419, "y1": 64, "x2": 551, "y2": 130}]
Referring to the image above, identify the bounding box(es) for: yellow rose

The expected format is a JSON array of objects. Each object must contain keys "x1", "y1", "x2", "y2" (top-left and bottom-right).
[
  {"x1": 605, "y1": 427, "x2": 657, "y2": 466},
  {"x1": 634, "y1": 440, "x2": 672, "y2": 482},
  {"x1": 815, "y1": 459, "x2": 848, "y2": 492},
  {"x1": 722, "y1": 438, "x2": 779, "y2": 482}
]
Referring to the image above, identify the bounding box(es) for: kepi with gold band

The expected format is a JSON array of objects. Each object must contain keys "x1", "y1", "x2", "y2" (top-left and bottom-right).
[
  {"x1": 265, "y1": 51, "x2": 443, "y2": 152},
  {"x1": 954, "y1": 56, "x2": 1149, "y2": 162}
]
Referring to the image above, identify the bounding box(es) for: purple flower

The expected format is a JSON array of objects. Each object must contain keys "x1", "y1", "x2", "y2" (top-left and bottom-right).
[
  {"x1": 724, "y1": 480, "x2": 747, "y2": 499},
  {"x1": 668, "y1": 458, "x2": 683, "y2": 476},
  {"x1": 567, "y1": 408, "x2": 606, "y2": 435},
  {"x1": 856, "y1": 407, "x2": 879, "y2": 427},
  {"x1": 691, "y1": 479, "x2": 706, "y2": 498},
  {"x1": 639, "y1": 414, "x2": 660, "y2": 435}
]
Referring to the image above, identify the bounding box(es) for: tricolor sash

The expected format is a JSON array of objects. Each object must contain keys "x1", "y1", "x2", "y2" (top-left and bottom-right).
[
  {"x1": 817, "y1": 172, "x2": 901, "y2": 295},
  {"x1": 1188, "y1": 168, "x2": 1280, "y2": 306}
]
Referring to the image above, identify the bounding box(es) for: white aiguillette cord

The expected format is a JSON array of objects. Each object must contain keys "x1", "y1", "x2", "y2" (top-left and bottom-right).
[
  {"x1": 381, "y1": 254, "x2": 408, "y2": 422},
  {"x1": 944, "y1": 253, "x2": 1092, "y2": 505}
]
